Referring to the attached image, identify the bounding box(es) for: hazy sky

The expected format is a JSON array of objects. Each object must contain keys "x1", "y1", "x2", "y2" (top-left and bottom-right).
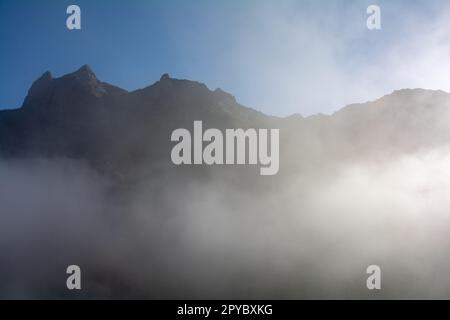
[{"x1": 1, "y1": 0, "x2": 450, "y2": 116}]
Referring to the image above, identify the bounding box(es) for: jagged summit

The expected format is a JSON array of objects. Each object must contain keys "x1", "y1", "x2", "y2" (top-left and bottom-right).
[
  {"x1": 160, "y1": 73, "x2": 170, "y2": 81},
  {"x1": 330, "y1": 88, "x2": 450, "y2": 119},
  {"x1": 78, "y1": 64, "x2": 94, "y2": 74},
  {"x1": 40, "y1": 71, "x2": 53, "y2": 81},
  {"x1": 67, "y1": 64, "x2": 98, "y2": 81},
  {"x1": 378, "y1": 88, "x2": 449, "y2": 103},
  {"x1": 22, "y1": 71, "x2": 54, "y2": 109},
  {"x1": 21, "y1": 66, "x2": 242, "y2": 112},
  {"x1": 58, "y1": 64, "x2": 106, "y2": 96},
  {"x1": 0, "y1": 65, "x2": 270, "y2": 162},
  {"x1": 22, "y1": 65, "x2": 110, "y2": 108}
]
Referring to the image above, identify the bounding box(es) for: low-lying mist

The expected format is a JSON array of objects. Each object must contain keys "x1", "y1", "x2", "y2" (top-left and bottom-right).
[{"x1": 2, "y1": 144, "x2": 450, "y2": 299}]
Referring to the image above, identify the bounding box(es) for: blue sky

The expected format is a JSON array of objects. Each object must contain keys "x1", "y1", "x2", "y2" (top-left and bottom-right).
[{"x1": 1, "y1": 0, "x2": 449, "y2": 116}]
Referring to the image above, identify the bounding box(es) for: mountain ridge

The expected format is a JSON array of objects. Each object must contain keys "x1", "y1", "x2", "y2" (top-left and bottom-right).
[
  {"x1": 4, "y1": 65, "x2": 449, "y2": 119},
  {"x1": 1, "y1": 65, "x2": 450, "y2": 182}
]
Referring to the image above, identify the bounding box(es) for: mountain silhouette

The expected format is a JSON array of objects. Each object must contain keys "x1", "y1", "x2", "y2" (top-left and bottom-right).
[{"x1": 1, "y1": 65, "x2": 450, "y2": 179}]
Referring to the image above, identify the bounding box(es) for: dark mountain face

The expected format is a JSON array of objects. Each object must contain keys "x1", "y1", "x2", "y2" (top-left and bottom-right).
[
  {"x1": 2, "y1": 65, "x2": 450, "y2": 176},
  {"x1": 0, "y1": 66, "x2": 278, "y2": 180},
  {"x1": 2, "y1": 66, "x2": 450, "y2": 299}
]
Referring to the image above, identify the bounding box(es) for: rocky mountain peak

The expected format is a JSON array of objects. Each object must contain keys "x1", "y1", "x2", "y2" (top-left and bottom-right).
[
  {"x1": 22, "y1": 71, "x2": 54, "y2": 109},
  {"x1": 160, "y1": 73, "x2": 171, "y2": 81}
]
